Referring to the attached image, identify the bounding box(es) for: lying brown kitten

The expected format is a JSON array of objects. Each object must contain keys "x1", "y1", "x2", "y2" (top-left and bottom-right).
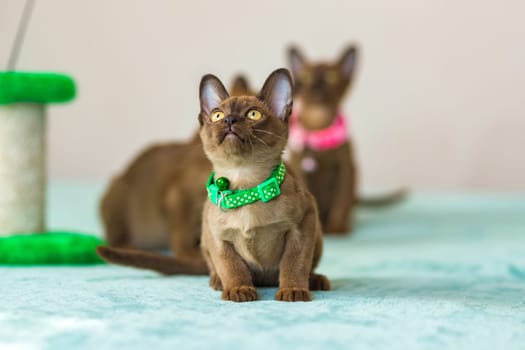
[
  {"x1": 287, "y1": 45, "x2": 405, "y2": 234},
  {"x1": 100, "y1": 76, "x2": 259, "y2": 254},
  {"x1": 98, "y1": 69, "x2": 330, "y2": 302},
  {"x1": 99, "y1": 134, "x2": 209, "y2": 271}
]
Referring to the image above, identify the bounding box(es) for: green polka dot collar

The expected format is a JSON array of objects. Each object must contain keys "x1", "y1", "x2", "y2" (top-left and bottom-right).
[{"x1": 206, "y1": 163, "x2": 286, "y2": 210}]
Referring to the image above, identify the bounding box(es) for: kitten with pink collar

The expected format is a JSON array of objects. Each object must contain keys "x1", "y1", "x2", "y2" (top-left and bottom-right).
[{"x1": 287, "y1": 45, "x2": 406, "y2": 234}]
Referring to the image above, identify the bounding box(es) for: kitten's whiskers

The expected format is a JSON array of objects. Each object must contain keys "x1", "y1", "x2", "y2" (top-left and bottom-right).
[
  {"x1": 248, "y1": 129, "x2": 271, "y2": 150},
  {"x1": 253, "y1": 128, "x2": 286, "y2": 140}
]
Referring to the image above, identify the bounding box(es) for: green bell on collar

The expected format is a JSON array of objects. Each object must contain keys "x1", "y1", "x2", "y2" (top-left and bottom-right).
[
  {"x1": 206, "y1": 163, "x2": 286, "y2": 210},
  {"x1": 215, "y1": 177, "x2": 230, "y2": 191}
]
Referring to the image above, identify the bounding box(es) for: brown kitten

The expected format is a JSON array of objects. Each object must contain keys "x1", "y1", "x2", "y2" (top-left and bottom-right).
[
  {"x1": 99, "y1": 134, "x2": 210, "y2": 273},
  {"x1": 287, "y1": 45, "x2": 405, "y2": 234},
  {"x1": 199, "y1": 68, "x2": 328, "y2": 302},
  {"x1": 98, "y1": 68, "x2": 330, "y2": 302}
]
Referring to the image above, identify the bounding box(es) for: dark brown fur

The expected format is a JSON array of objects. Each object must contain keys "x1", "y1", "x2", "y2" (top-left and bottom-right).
[{"x1": 287, "y1": 45, "x2": 405, "y2": 234}]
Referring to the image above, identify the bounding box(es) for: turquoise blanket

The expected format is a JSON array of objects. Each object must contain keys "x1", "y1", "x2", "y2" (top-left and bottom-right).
[{"x1": 1, "y1": 182, "x2": 524, "y2": 349}]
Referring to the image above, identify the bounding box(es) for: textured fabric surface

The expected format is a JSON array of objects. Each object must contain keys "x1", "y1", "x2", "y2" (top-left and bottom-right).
[{"x1": 1, "y1": 181, "x2": 524, "y2": 350}]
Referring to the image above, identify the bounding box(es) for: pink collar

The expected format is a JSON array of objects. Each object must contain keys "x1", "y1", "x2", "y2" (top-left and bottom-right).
[{"x1": 289, "y1": 111, "x2": 349, "y2": 151}]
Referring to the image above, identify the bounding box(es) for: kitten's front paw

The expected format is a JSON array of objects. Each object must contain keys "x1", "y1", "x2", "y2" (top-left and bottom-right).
[
  {"x1": 309, "y1": 273, "x2": 331, "y2": 291},
  {"x1": 222, "y1": 285, "x2": 258, "y2": 302},
  {"x1": 209, "y1": 274, "x2": 223, "y2": 291},
  {"x1": 275, "y1": 288, "x2": 312, "y2": 302}
]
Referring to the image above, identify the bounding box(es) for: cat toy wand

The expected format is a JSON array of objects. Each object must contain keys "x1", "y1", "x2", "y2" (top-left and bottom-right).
[{"x1": 6, "y1": 0, "x2": 35, "y2": 70}]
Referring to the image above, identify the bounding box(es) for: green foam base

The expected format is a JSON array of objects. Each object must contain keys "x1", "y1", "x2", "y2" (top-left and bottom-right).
[
  {"x1": 0, "y1": 231, "x2": 106, "y2": 265},
  {"x1": 0, "y1": 71, "x2": 76, "y2": 105}
]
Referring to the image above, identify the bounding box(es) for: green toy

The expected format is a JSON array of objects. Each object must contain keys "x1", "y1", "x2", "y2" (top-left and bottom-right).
[
  {"x1": 0, "y1": 0, "x2": 106, "y2": 265},
  {"x1": 0, "y1": 71, "x2": 75, "y2": 104},
  {"x1": 0, "y1": 232, "x2": 105, "y2": 265}
]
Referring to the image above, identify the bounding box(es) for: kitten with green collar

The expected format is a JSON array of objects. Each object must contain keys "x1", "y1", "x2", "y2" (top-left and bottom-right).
[{"x1": 98, "y1": 69, "x2": 330, "y2": 302}]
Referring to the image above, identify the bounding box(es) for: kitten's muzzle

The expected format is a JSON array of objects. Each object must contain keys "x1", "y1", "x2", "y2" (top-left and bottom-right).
[
  {"x1": 220, "y1": 127, "x2": 243, "y2": 143},
  {"x1": 312, "y1": 76, "x2": 325, "y2": 91}
]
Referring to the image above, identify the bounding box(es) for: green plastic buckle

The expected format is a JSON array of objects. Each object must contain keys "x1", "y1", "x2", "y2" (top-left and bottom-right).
[
  {"x1": 207, "y1": 182, "x2": 233, "y2": 209},
  {"x1": 257, "y1": 177, "x2": 281, "y2": 202},
  {"x1": 207, "y1": 180, "x2": 219, "y2": 203}
]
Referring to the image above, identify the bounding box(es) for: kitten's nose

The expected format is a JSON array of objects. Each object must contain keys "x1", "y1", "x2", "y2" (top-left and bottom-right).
[
  {"x1": 312, "y1": 76, "x2": 325, "y2": 90},
  {"x1": 224, "y1": 115, "x2": 238, "y2": 127}
]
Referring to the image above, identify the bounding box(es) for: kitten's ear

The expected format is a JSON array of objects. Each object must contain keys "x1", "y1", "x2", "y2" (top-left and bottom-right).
[
  {"x1": 287, "y1": 46, "x2": 306, "y2": 77},
  {"x1": 257, "y1": 68, "x2": 293, "y2": 121},
  {"x1": 338, "y1": 45, "x2": 358, "y2": 80},
  {"x1": 199, "y1": 74, "x2": 229, "y2": 115},
  {"x1": 230, "y1": 74, "x2": 251, "y2": 96}
]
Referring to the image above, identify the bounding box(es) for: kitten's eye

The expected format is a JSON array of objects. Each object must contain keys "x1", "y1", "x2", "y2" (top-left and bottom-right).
[
  {"x1": 210, "y1": 111, "x2": 225, "y2": 123},
  {"x1": 325, "y1": 69, "x2": 339, "y2": 84},
  {"x1": 300, "y1": 71, "x2": 313, "y2": 85},
  {"x1": 246, "y1": 109, "x2": 262, "y2": 121}
]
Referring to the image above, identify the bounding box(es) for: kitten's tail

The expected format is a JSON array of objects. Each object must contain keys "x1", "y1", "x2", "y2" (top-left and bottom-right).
[
  {"x1": 357, "y1": 188, "x2": 408, "y2": 207},
  {"x1": 96, "y1": 246, "x2": 208, "y2": 275}
]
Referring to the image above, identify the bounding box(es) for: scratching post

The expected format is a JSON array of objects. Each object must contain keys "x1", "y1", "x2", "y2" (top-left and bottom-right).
[
  {"x1": 0, "y1": 1, "x2": 106, "y2": 265},
  {"x1": 0, "y1": 72, "x2": 106, "y2": 265},
  {"x1": 0, "y1": 72, "x2": 74, "y2": 236},
  {"x1": 0, "y1": 103, "x2": 46, "y2": 234}
]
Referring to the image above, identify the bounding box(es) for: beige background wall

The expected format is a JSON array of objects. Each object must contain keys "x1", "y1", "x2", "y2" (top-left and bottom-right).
[{"x1": 1, "y1": 0, "x2": 523, "y2": 190}]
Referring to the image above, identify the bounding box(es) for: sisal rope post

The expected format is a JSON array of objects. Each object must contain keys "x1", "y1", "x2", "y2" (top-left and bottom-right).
[{"x1": 0, "y1": 103, "x2": 46, "y2": 235}]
